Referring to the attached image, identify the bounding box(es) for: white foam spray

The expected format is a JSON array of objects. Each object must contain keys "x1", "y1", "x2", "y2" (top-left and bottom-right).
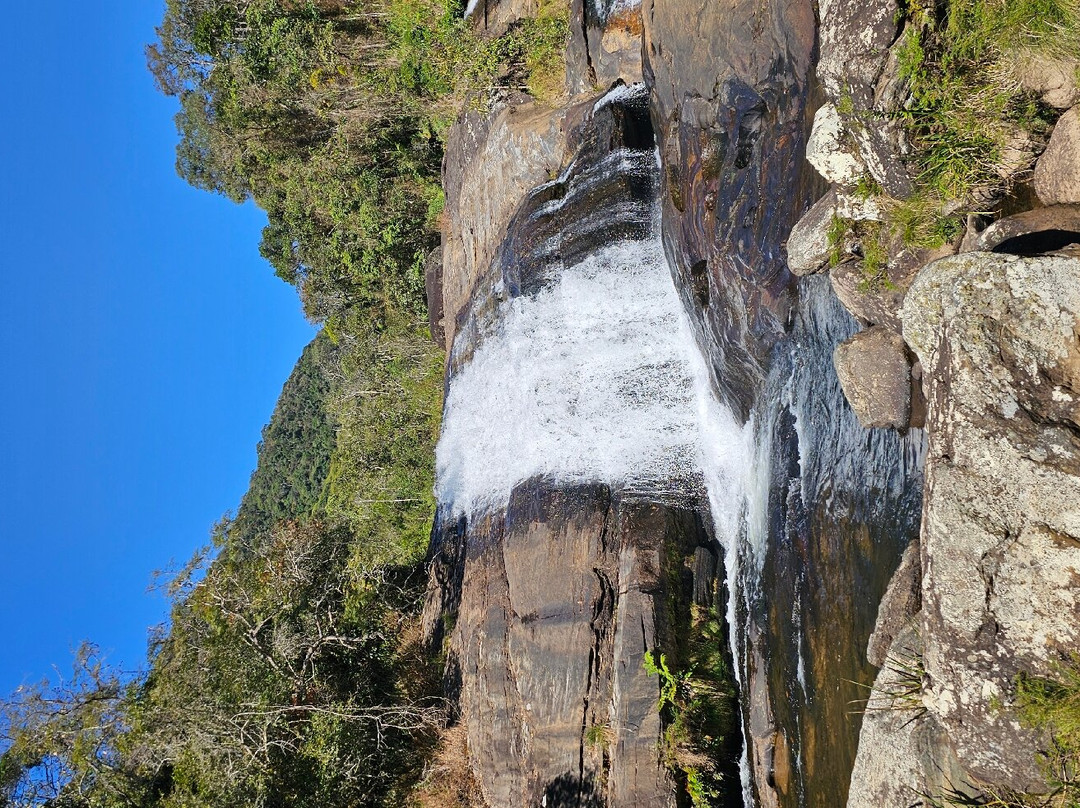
[{"x1": 435, "y1": 234, "x2": 751, "y2": 531}]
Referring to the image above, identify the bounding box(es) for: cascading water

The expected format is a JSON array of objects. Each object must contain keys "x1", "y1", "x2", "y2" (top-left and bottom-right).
[
  {"x1": 435, "y1": 225, "x2": 751, "y2": 526},
  {"x1": 432, "y1": 82, "x2": 924, "y2": 808},
  {"x1": 435, "y1": 84, "x2": 758, "y2": 803}
]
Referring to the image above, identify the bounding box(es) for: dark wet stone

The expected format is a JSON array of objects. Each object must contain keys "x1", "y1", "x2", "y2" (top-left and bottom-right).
[
  {"x1": 961, "y1": 204, "x2": 1080, "y2": 254},
  {"x1": 642, "y1": 0, "x2": 817, "y2": 420}
]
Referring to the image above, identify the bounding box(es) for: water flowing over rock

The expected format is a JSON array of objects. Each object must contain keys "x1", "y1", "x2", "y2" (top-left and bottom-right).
[
  {"x1": 426, "y1": 87, "x2": 751, "y2": 807},
  {"x1": 642, "y1": 0, "x2": 817, "y2": 421}
]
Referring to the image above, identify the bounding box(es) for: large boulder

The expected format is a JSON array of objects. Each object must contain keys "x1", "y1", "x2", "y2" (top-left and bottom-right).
[
  {"x1": 833, "y1": 326, "x2": 913, "y2": 429},
  {"x1": 642, "y1": 0, "x2": 817, "y2": 419},
  {"x1": 901, "y1": 251, "x2": 1080, "y2": 792},
  {"x1": 1035, "y1": 106, "x2": 1080, "y2": 206}
]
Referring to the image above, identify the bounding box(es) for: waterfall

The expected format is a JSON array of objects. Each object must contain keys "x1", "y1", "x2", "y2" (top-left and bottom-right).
[
  {"x1": 433, "y1": 83, "x2": 925, "y2": 808},
  {"x1": 435, "y1": 226, "x2": 753, "y2": 527}
]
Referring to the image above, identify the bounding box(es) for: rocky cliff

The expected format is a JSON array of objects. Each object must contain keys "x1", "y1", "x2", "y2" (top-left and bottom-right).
[
  {"x1": 424, "y1": 26, "x2": 744, "y2": 804},
  {"x1": 421, "y1": 0, "x2": 1080, "y2": 802}
]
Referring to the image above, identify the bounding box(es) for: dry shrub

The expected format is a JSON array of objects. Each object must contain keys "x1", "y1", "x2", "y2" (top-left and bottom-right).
[{"x1": 412, "y1": 723, "x2": 485, "y2": 808}]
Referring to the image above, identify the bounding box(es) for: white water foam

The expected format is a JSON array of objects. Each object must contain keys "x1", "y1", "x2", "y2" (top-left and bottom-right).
[
  {"x1": 437, "y1": 206, "x2": 756, "y2": 805},
  {"x1": 436, "y1": 234, "x2": 751, "y2": 532}
]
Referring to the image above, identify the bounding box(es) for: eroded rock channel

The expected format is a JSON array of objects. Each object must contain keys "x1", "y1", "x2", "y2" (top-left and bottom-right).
[{"x1": 420, "y1": 0, "x2": 1080, "y2": 804}]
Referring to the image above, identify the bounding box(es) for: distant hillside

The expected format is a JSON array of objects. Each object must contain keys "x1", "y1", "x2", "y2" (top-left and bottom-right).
[{"x1": 235, "y1": 333, "x2": 337, "y2": 540}]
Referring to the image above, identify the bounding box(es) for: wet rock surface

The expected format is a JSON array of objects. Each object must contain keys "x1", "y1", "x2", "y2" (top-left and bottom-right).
[
  {"x1": 896, "y1": 252, "x2": 1080, "y2": 794},
  {"x1": 427, "y1": 24, "x2": 748, "y2": 804},
  {"x1": 866, "y1": 540, "x2": 921, "y2": 668},
  {"x1": 427, "y1": 482, "x2": 720, "y2": 807},
  {"x1": 440, "y1": 96, "x2": 570, "y2": 349},
  {"x1": 642, "y1": 0, "x2": 817, "y2": 420}
]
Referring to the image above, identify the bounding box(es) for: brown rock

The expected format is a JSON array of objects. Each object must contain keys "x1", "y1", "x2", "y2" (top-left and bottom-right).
[
  {"x1": 1034, "y1": 106, "x2": 1080, "y2": 205},
  {"x1": 833, "y1": 326, "x2": 913, "y2": 429},
  {"x1": 1013, "y1": 52, "x2": 1080, "y2": 109},
  {"x1": 425, "y1": 480, "x2": 734, "y2": 808},
  {"x1": 642, "y1": 0, "x2": 817, "y2": 419},
  {"x1": 866, "y1": 539, "x2": 921, "y2": 667},
  {"x1": 829, "y1": 243, "x2": 953, "y2": 330},
  {"x1": 440, "y1": 99, "x2": 569, "y2": 349}
]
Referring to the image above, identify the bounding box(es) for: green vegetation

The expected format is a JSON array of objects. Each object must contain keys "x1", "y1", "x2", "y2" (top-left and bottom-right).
[
  {"x1": 148, "y1": 0, "x2": 568, "y2": 323},
  {"x1": 320, "y1": 309, "x2": 444, "y2": 566},
  {"x1": 0, "y1": 320, "x2": 446, "y2": 806},
  {"x1": 826, "y1": 215, "x2": 893, "y2": 290},
  {"x1": 828, "y1": 0, "x2": 1079, "y2": 281},
  {"x1": 894, "y1": 0, "x2": 1074, "y2": 205},
  {"x1": 1, "y1": 0, "x2": 572, "y2": 804},
  {"x1": 235, "y1": 334, "x2": 338, "y2": 537},
  {"x1": 1015, "y1": 657, "x2": 1080, "y2": 806},
  {"x1": 643, "y1": 604, "x2": 739, "y2": 808},
  {"x1": 584, "y1": 723, "x2": 614, "y2": 750}
]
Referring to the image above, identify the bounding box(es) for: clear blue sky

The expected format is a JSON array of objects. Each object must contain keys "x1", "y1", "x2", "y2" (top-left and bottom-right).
[{"x1": 0, "y1": 4, "x2": 316, "y2": 694}]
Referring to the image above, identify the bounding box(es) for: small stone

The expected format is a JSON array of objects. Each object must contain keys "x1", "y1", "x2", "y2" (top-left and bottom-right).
[
  {"x1": 1034, "y1": 106, "x2": 1080, "y2": 205},
  {"x1": 833, "y1": 326, "x2": 913, "y2": 429}
]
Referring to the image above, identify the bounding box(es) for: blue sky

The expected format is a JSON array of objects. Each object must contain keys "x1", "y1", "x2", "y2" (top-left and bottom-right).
[{"x1": 0, "y1": 4, "x2": 316, "y2": 693}]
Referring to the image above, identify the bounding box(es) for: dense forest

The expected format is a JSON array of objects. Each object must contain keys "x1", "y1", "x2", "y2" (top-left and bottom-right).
[{"x1": 0, "y1": 0, "x2": 565, "y2": 805}]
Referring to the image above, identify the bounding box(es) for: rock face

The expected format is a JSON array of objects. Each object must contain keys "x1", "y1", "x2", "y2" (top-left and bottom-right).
[
  {"x1": 642, "y1": 0, "x2": 817, "y2": 419},
  {"x1": 426, "y1": 482, "x2": 732, "y2": 807},
  {"x1": 427, "y1": 33, "x2": 744, "y2": 805},
  {"x1": 565, "y1": 0, "x2": 644, "y2": 94},
  {"x1": 817, "y1": 0, "x2": 913, "y2": 198},
  {"x1": 439, "y1": 97, "x2": 570, "y2": 349},
  {"x1": 786, "y1": 189, "x2": 838, "y2": 275},
  {"x1": 865, "y1": 539, "x2": 921, "y2": 668},
  {"x1": 1035, "y1": 106, "x2": 1080, "y2": 206},
  {"x1": 833, "y1": 326, "x2": 913, "y2": 429},
  {"x1": 849, "y1": 252, "x2": 1080, "y2": 801}
]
